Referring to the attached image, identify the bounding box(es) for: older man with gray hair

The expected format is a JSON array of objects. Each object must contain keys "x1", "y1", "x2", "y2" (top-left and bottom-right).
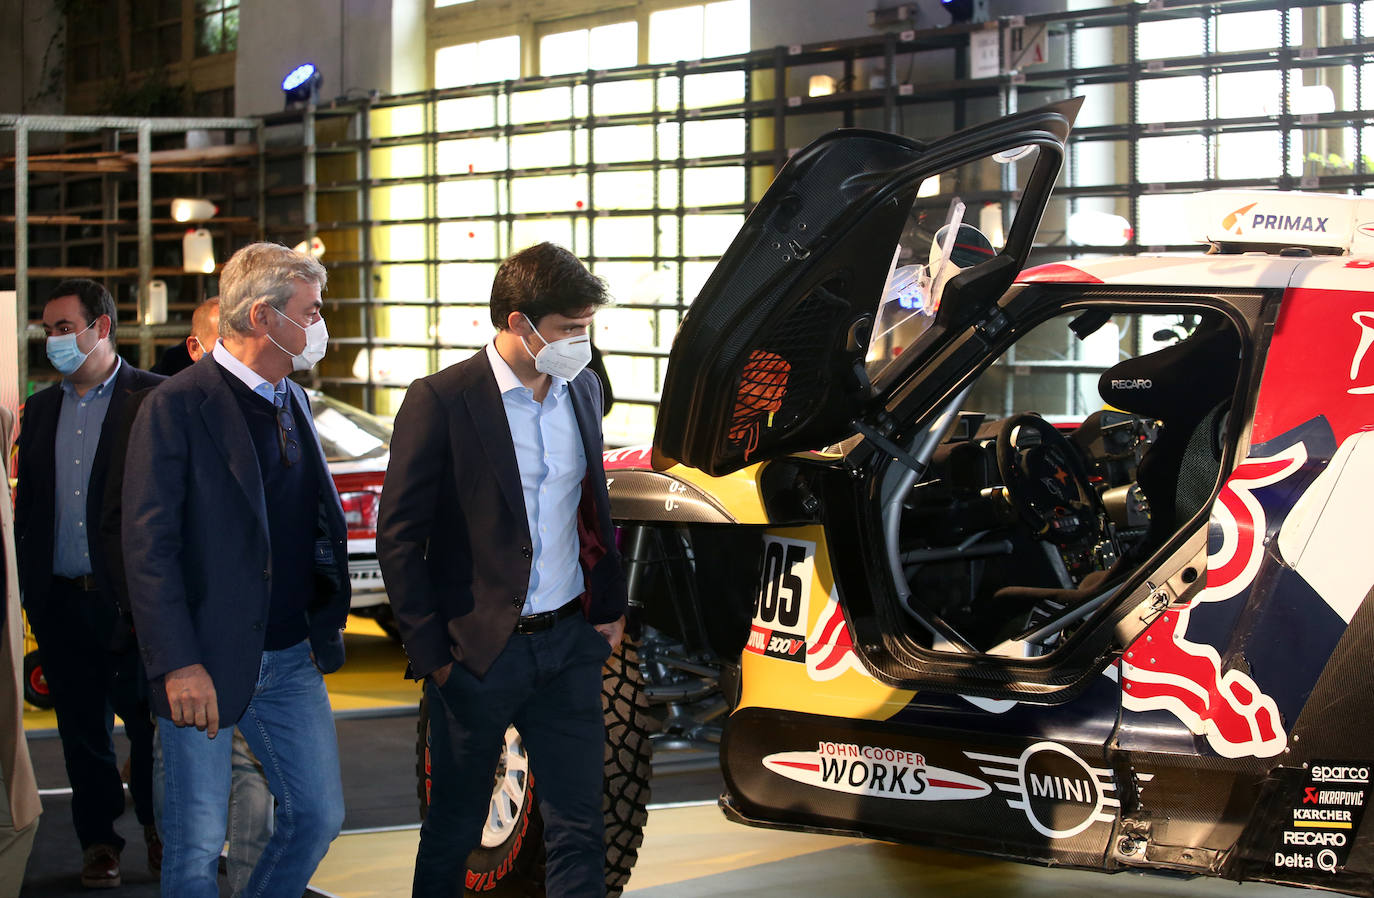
[{"x1": 123, "y1": 242, "x2": 351, "y2": 897}]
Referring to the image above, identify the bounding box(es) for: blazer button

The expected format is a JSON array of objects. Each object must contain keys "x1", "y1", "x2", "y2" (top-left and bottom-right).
[
  {"x1": 521, "y1": 546, "x2": 532, "y2": 559},
  {"x1": 252, "y1": 622, "x2": 263, "y2": 631},
  {"x1": 262, "y1": 569, "x2": 270, "y2": 580},
  {"x1": 511, "y1": 596, "x2": 522, "y2": 608}
]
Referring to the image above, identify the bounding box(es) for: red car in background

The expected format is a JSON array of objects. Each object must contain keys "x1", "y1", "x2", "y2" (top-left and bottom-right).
[{"x1": 306, "y1": 389, "x2": 397, "y2": 637}]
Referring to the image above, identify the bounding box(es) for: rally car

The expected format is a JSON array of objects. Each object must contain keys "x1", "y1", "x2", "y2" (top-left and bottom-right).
[{"x1": 420, "y1": 97, "x2": 1374, "y2": 897}]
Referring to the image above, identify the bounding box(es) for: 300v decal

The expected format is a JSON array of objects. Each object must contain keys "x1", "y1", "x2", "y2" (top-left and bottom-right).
[
  {"x1": 763, "y1": 742, "x2": 991, "y2": 801},
  {"x1": 746, "y1": 536, "x2": 816, "y2": 665}
]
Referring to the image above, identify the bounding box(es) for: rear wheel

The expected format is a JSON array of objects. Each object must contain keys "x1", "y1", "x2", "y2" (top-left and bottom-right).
[
  {"x1": 416, "y1": 637, "x2": 653, "y2": 897},
  {"x1": 23, "y1": 650, "x2": 52, "y2": 710}
]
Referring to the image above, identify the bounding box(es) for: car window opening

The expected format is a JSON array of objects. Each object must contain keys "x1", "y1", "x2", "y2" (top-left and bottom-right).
[{"x1": 877, "y1": 306, "x2": 1243, "y2": 661}]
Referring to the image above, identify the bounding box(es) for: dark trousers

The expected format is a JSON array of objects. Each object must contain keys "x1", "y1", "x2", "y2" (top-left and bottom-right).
[
  {"x1": 28, "y1": 579, "x2": 156, "y2": 850},
  {"x1": 414, "y1": 613, "x2": 611, "y2": 898}
]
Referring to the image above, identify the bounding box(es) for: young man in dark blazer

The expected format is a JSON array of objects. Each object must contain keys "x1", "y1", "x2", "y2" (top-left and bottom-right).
[
  {"x1": 378, "y1": 242, "x2": 628, "y2": 897},
  {"x1": 14, "y1": 278, "x2": 164, "y2": 887},
  {"x1": 122, "y1": 244, "x2": 351, "y2": 898}
]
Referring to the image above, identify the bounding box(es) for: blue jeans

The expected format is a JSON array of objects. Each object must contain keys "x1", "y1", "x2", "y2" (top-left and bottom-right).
[
  {"x1": 151, "y1": 725, "x2": 275, "y2": 898},
  {"x1": 414, "y1": 613, "x2": 610, "y2": 898},
  {"x1": 158, "y1": 640, "x2": 343, "y2": 898}
]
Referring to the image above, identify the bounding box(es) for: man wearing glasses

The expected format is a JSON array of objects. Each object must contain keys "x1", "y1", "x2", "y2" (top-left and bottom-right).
[{"x1": 122, "y1": 243, "x2": 351, "y2": 897}]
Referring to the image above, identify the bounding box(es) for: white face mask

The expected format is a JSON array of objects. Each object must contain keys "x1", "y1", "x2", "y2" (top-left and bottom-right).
[
  {"x1": 269, "y1": 306, "x2": 328, "y2": 372},
  {"x1": 521, "y1": 314, "x2": 592, "y2": 380}
]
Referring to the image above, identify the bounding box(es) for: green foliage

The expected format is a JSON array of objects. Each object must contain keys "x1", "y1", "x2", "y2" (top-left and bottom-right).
[{"x1": 96, "y1": 68, "x2": 188, "y2": 116}]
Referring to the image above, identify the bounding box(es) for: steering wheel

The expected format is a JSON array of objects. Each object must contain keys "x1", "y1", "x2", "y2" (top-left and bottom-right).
[{"x1": 995, "y1": 413, "x2": 1098, "y2": 543}]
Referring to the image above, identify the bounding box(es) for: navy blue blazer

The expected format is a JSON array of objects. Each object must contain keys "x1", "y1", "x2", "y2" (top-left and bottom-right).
[
  {"x1": 122, "y1": 356, "x2": 351, "y2": 723},
  {"x1": 377, "y1": 348, "x2": 627, "y2": 680},
  {"x1": 14, "y1": 359, "x2": 165, "y2": 618}
]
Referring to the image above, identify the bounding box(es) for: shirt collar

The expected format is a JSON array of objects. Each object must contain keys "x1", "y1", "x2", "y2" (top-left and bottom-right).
[
  {"x1": 486, "y1": 341, "x2": 568, "y2": 396},
  {"x1": 61, "y1": 356, "x2": 122, "y2": 400},
  {"x1": 212, "y1": 339, "x2": 286, "y2": 405}
]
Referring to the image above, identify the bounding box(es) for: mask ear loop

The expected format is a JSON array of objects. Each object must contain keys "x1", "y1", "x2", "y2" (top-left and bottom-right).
[{"x1": 520, "y1": 313, "x2": 549, "y2": 362}]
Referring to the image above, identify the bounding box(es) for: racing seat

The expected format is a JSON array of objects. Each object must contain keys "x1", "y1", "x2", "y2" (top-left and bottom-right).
[
  {"x1": 985, "y1": 317, "x2": 1241, "y2": 646},
  {"x1": 1098, "y1": 316, "x2": 1240, "y2": 549}
]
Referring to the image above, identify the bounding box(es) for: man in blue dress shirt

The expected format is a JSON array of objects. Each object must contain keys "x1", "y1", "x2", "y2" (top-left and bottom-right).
[
  {"x1": 379, "y1": 242, "x2": 628, "y2": 897},
  {"x1": 14, "y1": 279, "x2": 164, "y2": 888}
]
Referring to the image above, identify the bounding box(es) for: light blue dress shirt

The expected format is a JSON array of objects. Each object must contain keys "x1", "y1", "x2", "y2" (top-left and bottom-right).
[
  {"x1": 212, "y1": 340, "x2": 288, "y2": 407},
  {"x1": 53, "y1": 358, "x2": 122, "y2": 577},
  {"x1": 485, "y1": 342, "x2": 587, "y2": 615}
]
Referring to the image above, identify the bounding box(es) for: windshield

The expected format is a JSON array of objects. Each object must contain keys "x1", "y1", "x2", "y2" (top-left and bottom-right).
[
  {"x1": 309, "y1": 392, "x2": 392, "y2": 461},
  {"x1": 864, "y1": 146, "x2": 1040, "y2": 389}
]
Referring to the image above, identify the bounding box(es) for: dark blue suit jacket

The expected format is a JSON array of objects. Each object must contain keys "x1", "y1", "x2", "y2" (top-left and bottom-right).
[
  {"x1": 122, "y1": 356, "x2": 351, "y2": 723},
  {"x1": 377, "y1": 348, "x2": 627, "y2": 680},
  {"x1": 14, "y1": 360, "x2": 165, "y2": 618}
]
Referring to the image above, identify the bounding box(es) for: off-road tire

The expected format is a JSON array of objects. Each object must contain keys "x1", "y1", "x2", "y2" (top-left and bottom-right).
[
  {"x1": 416, "y1": 637, "x2": 654, "y2": 897},
  {"x1": 22, "y1": 650, "x2": 52, "y2": 710}
]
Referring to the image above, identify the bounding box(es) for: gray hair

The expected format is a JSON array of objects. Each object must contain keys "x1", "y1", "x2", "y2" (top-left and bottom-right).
[{"x1": 218, "y1": 243, "x2": 328, "y2": 336}]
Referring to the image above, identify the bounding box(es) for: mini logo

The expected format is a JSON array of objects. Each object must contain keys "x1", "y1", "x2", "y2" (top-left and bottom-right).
[
  {"x1": 1358, "y1": 222, "x2": 1374, "y2": 239},
  {"x1": 764, "y1": 742, "x2": 991, "y2": 801},
  {"x1": 966, "y1": 742, "x2": 1146, "y2": 839}
]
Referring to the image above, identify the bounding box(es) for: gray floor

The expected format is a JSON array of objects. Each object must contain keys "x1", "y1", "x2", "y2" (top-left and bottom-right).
[
  {"x1": 22, "y1": 715, "x2": 1317, "y2": 898},
  {"x1": 20, "y1": 711, "x2": 421, "y2": 897}
]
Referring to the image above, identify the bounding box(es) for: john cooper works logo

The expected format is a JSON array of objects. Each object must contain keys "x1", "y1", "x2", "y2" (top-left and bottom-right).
[
  {"x1": 966, "y1": 742, "x2": 1151, "y2": 839},
  {"x1": 763, "y1": 742, "x2": 991, "y2": 801}
]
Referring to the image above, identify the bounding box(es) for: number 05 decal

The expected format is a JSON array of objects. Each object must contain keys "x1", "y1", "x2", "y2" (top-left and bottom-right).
[{"x1": 746, "y1": 536, "x2": 816, "y2": 664}]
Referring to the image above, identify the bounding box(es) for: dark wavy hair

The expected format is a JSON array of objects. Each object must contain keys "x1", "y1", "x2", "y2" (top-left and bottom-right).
[{"x1": 489, "y1": 243, "x2": 609, "y2": 329}]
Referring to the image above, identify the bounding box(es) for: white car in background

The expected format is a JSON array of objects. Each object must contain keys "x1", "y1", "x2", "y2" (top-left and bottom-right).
[{"x1": 307, "y1": 390, "x2": 398, "y2": 637}]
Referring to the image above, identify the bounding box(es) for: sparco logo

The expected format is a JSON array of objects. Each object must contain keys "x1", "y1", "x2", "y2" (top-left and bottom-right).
[
  {"x1": 1111, "y1": 378, "x2": 1152, "y2": 390},
  {"x1": 762, "y1": 742, "x2": 990, "y2": 802},
  {"x1": 1311, "y1": 766, "x2": 1370, "y2": 784},
  {"x1": 967, "y1": 742, "x2": 1148, "y2": 839}
]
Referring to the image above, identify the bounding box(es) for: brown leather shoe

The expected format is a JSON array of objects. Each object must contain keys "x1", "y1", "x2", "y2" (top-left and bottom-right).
[
  {"x1": 80, "y1": 844, "x2": 121, "y2": 889},
  {"x1": 145, "y1": 824, "x2": 163, "y2": 874}
]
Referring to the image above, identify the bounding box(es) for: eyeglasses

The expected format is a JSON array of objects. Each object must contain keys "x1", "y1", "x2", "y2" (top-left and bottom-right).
[{"x1": 277, "y1": 405, "x2": 302, "y2": 467}]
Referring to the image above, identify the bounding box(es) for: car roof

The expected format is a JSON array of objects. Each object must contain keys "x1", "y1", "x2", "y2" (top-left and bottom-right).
[{"x1": 1019, "y1": 252, "x2": 1374, "y2": 293}]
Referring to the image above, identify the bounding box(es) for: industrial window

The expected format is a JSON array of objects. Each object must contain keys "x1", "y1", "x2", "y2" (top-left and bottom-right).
[
  {"x1": 68, "y1": 3, "x2": 121, "y2": 82},
  {"x1": 540, "y1": 22, "x2": 638, "y2": 75},
  {"x1": 132, "y1": 0, "x2": 182, "y2": 69},
  {"x1": 435, "y1": 36, "x2": 522, "y2": 88},
  {"x1": 648, "y1": 0, "x2": 749, "y2": 64},
  {"x1": 195, "y1": 0, "x2": 239, "y2": 57}
]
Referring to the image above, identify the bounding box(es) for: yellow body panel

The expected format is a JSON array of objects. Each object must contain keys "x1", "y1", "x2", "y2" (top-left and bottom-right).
[
  {"x1": 737, "y1": 524, "x2": 916, "y2": 721},
  {"x1": 662, "y1": 462, "x2": 771, "y2": 524}
]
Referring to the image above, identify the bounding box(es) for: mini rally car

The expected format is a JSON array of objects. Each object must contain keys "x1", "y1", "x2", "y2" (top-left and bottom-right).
[
  {"x1": 611, "y1": 97, "x2": 1374, "y2": 896},
  {"x1": 420, "y1": 98, "x2": 1374, "y2": 897}
]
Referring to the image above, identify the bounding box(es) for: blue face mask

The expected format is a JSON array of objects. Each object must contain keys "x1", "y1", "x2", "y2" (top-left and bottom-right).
[{"x1": 46, "y1": 319, "x2": 97, "y2": 376}]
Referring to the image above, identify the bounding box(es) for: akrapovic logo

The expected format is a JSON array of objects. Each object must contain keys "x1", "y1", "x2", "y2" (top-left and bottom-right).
[{"x1": 1111, "y1": 379, "x2": 1152, "y2": 390}]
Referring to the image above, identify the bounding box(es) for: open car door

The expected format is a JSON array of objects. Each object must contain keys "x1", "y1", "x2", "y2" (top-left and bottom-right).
[{"x1": 653, "y1": 97, "x2": 1082, "y2": 475}]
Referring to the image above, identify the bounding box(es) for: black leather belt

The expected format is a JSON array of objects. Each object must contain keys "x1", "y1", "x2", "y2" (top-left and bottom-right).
[
  {"x1": 515, "y1": 598, "x2": 581, "y2": 635},
  {"x1": 54, "y1": 574, "x2": 99, "y2": 592}
]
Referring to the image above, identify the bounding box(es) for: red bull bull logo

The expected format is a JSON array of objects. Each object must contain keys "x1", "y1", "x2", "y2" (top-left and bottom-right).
[
  {"x1": 1120, "y1": 445, "x2": 1306, "y2": 759},
  {"x1": 806, "y1": 588, "x2": 867, "y2": 681}
]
